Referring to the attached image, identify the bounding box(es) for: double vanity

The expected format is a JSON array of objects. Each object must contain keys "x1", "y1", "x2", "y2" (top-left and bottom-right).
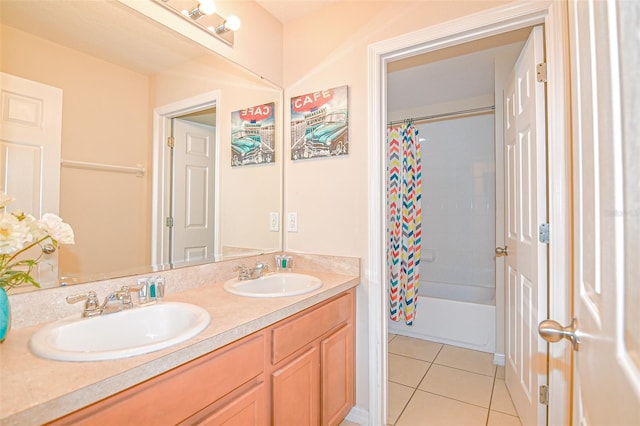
[{"x1": 0, "y1": 254, "x2": 359, "y2": 425}]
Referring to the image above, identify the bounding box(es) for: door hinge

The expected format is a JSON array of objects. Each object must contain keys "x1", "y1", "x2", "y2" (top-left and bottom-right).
[
  {"x1": 536, "y1": 62, "x2": 548, "y2": 83},
  {"x1": 167, "y1": 136, "x2": 175, "y2": 149},
  {"x1": 166, "y1": 217, "x2": 174, "y2": 228},
  {"x1": 539, "y1": 385, "x2": 549, "y2": 405},
  {"x1": 539, "y1": 223, "x2": 550, "y2": 244}
]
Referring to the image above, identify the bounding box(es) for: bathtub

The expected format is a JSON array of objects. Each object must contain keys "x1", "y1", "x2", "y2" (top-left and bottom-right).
[{"x1": 388, "y1": 281, "x2": 496, "y2": 354}]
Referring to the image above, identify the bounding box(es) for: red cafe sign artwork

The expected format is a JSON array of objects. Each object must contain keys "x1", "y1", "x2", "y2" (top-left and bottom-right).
[
  {"x1": 239, "y1": 103, "x2": 273, "y2": 122},
  {"x1": 291, "y1": 89, "x2": 334, "y2": 113}
]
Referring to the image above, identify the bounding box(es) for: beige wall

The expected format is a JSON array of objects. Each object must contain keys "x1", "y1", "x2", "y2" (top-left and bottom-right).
[
  {"x1": 1, "y1": 25, "x2": 151, "y2": 280},
  {"x1": 281, "y1": 0, "x2": 515, "y2": 414},
  {"x1": 221, "y1": 0, "x2": 284, "y2": 86}
]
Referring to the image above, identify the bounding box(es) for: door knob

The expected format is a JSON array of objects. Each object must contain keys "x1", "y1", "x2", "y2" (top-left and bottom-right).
[
  {"x1": 538, "y1": 318, "x2": 580, "y2": 351},
  {"x1": 495, "y1": 246, "x2": 508, "y2": 257}
]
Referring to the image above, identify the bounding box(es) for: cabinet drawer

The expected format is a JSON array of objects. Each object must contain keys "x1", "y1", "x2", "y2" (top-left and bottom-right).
[
  {"x1": 272, "y1": 292, "x2": 353, "y2": 364},
  {"x1": 183, "y1": 382, "x2": 268, "y2": 426},
  {"x1": 51, "y1": 333, "x2": 265, "y2": 425}
]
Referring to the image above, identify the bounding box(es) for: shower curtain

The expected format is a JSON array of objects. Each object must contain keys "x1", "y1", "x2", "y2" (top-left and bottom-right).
[{"x1": 387, "y1": 122, "x2": 422, "y2": 326}]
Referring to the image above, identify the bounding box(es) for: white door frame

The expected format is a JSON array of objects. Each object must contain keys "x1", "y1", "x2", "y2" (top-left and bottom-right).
[
  {"x1": 366, "y1": 2, "x2": 572, "y2": 425},
  {"x1": 151, "y1": 91, "x2": 222, "y2": 267}
]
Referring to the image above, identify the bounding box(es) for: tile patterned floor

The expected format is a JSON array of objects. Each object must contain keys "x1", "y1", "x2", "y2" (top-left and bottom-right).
[
  {"x1": 341, "y1": 335, "x2": 521, "y2": 426},
  {"x1": 388, "y1": 334, "x2": 521, "y2": 426}
]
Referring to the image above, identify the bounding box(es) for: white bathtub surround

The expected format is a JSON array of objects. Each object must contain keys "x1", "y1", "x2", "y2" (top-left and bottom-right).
[
  {"x1": 418, "y1": 115, "x2": 496, "y2": 290},
  {"x1": 389, "y1": 281, "x2": 496, "y2": 354}
]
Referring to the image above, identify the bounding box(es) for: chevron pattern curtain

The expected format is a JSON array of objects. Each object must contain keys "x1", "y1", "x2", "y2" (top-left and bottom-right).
[{"x1": 387, "y1": 123, "x2": 422, "y2": 326}]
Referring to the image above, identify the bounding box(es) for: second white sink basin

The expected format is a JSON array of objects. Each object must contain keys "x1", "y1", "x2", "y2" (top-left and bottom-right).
[
  {"x1": 29, "y1": 302, "x2": 210, "y2": 362},
  {"x1": 224, "y1": 273, "x2": 322, "y2": 298}
]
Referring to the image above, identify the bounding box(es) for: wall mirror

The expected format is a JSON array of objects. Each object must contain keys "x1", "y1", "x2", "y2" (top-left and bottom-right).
[{"x1": 0, "y1": 0, "x2": 283, "y2": 292}]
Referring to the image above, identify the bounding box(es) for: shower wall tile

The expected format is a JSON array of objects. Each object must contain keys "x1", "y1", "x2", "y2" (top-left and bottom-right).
[{"x1": 418, "y1": 115, "x2": 495, "y2": 288}]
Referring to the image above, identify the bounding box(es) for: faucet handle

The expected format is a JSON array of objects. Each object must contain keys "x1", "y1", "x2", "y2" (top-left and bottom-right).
[
  {"x1": 66, "y1": 290, "x2": 99, "y2": 307},
  {"x1": 66, "y1": 291, "x2": 101, "y2": 316},
  {"x1": 118, "y1": 286, "x2": 135, "y2": 308},
  {"x1": 233, "y1": 264, "x2": 249, "y2": 280}
]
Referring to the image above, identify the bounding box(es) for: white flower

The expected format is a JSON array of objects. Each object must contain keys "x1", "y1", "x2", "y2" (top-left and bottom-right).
[
  {"x1": 38, "y1": 213, "x2": 75, "y2": 245},
  {"x1": 0, "y1": 195, "x2": 75, "y2": 290},
  {"x1": 0, "y1": 193, "x2": 15, "y2": 211},
  {"x1": 0, "y1": 212, "x2": 34, "y2": 255},
  {"x1": 22, "y1": 213, "x2": 45, "y2": 240}
]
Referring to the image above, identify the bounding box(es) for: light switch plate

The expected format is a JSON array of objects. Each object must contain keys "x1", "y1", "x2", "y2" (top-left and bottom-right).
[
  {"x1": 287, "y1": 212, "x2": 298, "y2": 232},
  {"x1": 269, "y1": 212, "x2": 279, "y2": 232}
]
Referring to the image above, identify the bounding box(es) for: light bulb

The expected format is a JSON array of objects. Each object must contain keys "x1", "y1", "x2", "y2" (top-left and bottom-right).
[
  {"x1": 224, "y1": 15, "x2": 241, "y2": 32},
  {"x1": 198, "y1": 0, "x2": 216, "y2": 15}
]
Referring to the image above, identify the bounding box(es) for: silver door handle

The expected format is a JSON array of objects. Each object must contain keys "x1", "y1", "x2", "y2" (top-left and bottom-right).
[
  {"x1": 538, "y1": 318, "x2": 580, "y2": 351},
  {"x1": 495, "y1": 246, "x2": 508, "y2": 257}
]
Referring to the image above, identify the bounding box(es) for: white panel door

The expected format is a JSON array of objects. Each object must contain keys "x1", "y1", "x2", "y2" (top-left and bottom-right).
[
  {"x1": 0, "y1": 72, "x2": 62, "y2": 285},
  {"x1": 503, "y1": 26, "x2": 548, "y2": 426},
  {"x1": 568, "y1": 0, "x2": 640, "y2": 424},
  {"x1": 171, "y1": 119, "x2": 216, "y2": 265}
]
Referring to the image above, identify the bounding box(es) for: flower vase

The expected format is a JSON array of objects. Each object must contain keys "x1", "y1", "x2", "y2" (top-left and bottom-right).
[{"x1": 0, "y1": 287, "x2": 10, "y2": 343}]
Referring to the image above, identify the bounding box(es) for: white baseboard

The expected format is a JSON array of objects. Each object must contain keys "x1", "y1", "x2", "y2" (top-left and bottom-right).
[
  {"x1": 344, "y1": 405, "x2": 369, "y2": 425},
  {"x1": 493, "y1": 352, "x2": 505, "y2": 366}
]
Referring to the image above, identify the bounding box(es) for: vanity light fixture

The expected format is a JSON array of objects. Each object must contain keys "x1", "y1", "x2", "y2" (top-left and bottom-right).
[
  {"x1": 213, "y1": 15, "x2": 241, "y2": 34},
  {"x1": 155, "y1": 0, "x2": 241, "y2": 46},
  {"x1": 185, "y1": 0, "x2": 216, "y2": 20}
]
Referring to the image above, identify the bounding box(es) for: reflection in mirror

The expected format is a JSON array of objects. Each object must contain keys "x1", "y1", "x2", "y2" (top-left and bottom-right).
[{"x1": 0, "y1": 0, "x2": 282, "y2": 292}]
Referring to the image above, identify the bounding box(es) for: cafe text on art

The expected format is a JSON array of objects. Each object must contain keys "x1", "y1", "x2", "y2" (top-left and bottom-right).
[
  {"x1": 290, "y1": 85, "x2": 349, "y2": 160},
  {"x1": 231, "y1": 102, "x2": 276, "y2": 167}
]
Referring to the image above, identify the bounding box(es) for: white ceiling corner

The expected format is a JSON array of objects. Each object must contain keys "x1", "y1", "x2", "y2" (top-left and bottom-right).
[{"x1": 254, "y1": 0, "x2": 339, "y2": 23}]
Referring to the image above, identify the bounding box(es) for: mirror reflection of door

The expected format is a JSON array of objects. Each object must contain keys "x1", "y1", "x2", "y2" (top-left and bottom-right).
[
  {"x1": 169, "y1": 110, "x2": 216, "y2": 267},
  {"x1": 0, "y1": 72, "x2": 62, "y2": 287}
]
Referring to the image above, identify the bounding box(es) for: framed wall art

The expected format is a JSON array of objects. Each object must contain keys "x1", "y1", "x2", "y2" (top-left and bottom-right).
[
  {"x1": 290, "y1": 85, "x2": 349, "y2": 160},
  {"x1": 231, "y1": 102, "x2": 276, "y2": 167}
]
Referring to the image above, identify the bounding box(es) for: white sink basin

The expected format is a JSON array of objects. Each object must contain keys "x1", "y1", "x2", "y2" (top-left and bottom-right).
[
  {"x1": 29, "y1": 302, "x2": 210, "y2": 362},
  {"x1": 223, "y1": 273, "x2": 322, "y2": 298}
]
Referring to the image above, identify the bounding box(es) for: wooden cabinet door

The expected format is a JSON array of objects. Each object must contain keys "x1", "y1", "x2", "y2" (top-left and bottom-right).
[
  {"x1": 272, "y1": 347, "x2": 320, "y2": 425},
  {"x1": 187, "y1": 382, "x2": 268, "y2": 426},
  {"x1": 320, "y1": 325, "x2": 354, "y2": 426}
]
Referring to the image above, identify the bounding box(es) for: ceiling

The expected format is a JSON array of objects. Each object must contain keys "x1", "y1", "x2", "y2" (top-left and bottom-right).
[
  {"x1": 255, "y1": 0, "x2": 338, "y2": 23},
  {"x1": 387, "y1": 29, "x2": 530, "y2": 115}
]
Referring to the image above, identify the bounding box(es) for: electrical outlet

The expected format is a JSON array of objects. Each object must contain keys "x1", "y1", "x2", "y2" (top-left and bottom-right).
[
  {"x1": 287, "y1": 212, "x2": 298, "y2": 232},
  {"x1": 269, "y1": 212, "x2": 279, "y2": 232}
]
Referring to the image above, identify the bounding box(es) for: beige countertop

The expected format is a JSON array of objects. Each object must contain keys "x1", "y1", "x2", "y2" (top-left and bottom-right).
[{"x1": 0, "y1": 270, "x2": 359, "y2": 425}]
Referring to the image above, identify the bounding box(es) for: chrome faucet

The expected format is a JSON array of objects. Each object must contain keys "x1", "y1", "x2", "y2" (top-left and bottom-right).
[
  {"x1": 249, "y1": 262, "x2": 269, "y2": 279},
  {"x1": 100, "y1": 286, "x2": 135, "y2": 314},
  {"x1": 67, "y1": 286, "x2": 137, "y2": 317},
  {"x1": 233, "y1": 262, "x2": 270, "y2": 280}
]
